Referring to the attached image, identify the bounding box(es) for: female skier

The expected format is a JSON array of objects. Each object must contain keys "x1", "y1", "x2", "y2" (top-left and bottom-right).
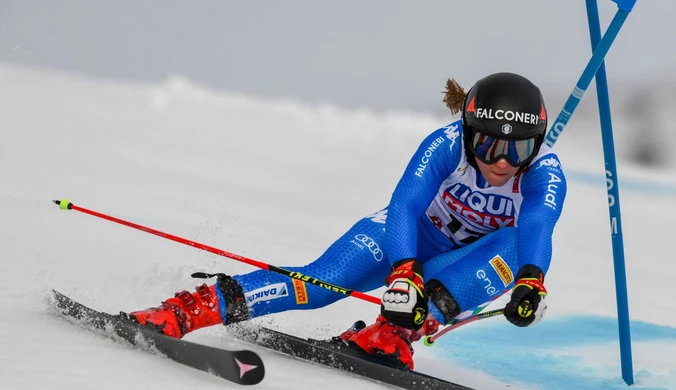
[{"x1": 127, "y1": 72, "x2": 567, "y2": 370}]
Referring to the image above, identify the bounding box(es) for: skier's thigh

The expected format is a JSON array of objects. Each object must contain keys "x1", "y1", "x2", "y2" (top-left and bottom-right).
[
  {"x1": 233, "y1": 214, "x2": 390, "y2": 315},
  {"x1": 424, "y1": 228, "x2": 519, "y2": 313}
]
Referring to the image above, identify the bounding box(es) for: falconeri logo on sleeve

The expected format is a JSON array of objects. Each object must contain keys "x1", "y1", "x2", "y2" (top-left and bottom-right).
[{"x1": 489, "y1": 255, "x2": 514, "y2": 287}]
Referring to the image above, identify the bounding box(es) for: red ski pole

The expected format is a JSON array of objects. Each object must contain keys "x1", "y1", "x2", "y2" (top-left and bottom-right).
[
  {"x1": 53, "y1": 199, "x2": 381, "y2": 305},
  {"x1": 423, "y1": 309, "x2": 504, "y2": 346}
]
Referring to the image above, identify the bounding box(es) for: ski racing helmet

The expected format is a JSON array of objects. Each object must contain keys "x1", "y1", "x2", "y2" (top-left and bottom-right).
[{"x1": 462, "y1": 72, "x2": 547, "y2": 169}]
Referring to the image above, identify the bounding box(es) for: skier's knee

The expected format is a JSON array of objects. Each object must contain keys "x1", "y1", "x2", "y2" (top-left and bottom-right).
[{"x1": 425, "y1": 279, "x2": 461, "y2": 325}]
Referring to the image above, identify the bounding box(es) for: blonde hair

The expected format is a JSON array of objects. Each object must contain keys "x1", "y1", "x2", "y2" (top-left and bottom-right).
[{"x1": 442, "y1": 78, "x2": 467, "y2": 115}]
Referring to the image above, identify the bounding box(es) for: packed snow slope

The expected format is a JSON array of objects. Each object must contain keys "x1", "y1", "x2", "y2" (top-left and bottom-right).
[{"x1": 1, "y1": 64, "x2": 674, "y2": 390}]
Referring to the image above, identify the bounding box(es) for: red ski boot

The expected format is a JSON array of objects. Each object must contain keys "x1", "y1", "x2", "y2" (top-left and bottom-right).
[
  {"x1": 127, "y1": 283, "x2": 223, "y2": 338},
  {"x1": 125, "y1": 274, "x2": 249, "y2": 338},
  {"x1": 337, "y1": 314, "x2": 440, "y2": 370}
]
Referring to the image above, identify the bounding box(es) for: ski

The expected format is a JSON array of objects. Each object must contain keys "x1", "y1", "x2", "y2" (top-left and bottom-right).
[
  {"x1": 49, "y1": 290, "x2": 265, "y2": 386},
  {"x1": 234, "y1": 326, "x2": 473, "y2": 390}
]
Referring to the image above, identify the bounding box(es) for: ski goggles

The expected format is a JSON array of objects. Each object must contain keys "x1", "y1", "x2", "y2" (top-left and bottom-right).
[{"x1": 470, "y1": 131, "x2": 539, "y2": 167}]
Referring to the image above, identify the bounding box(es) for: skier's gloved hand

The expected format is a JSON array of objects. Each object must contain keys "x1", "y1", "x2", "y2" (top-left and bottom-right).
[
  {"x1": 381, "y1": 258, "x2": 428, "y2": 330},
  {"x1": 504, "y1": 264, "x2": 548, "y2": 327}
]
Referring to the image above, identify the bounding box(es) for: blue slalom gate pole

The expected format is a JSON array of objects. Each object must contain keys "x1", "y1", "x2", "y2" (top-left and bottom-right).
[
  {"x1": 585, "y1": 0, "x2": 635, "y2": 385},
  {"x1": 544, "y1": 2, "x2": 633, "y2": 147},
  {"x1": 544, "y1": 0, "x2": 636, "y2": 385}
]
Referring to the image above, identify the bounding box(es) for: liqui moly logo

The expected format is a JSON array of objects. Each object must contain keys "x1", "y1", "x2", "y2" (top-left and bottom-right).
[{"x1": 442, "y1": 184, "x2": 515, "y2": 229}]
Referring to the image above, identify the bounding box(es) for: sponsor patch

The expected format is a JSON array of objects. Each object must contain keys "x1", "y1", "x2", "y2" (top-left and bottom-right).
[
  {"x1": 474, "y1": 108, "x2": 539, "y2": 125},
  {"x1": 443, "y1": 123, "x2": 460, "y2": 147},
  {"x1": 537, "y1": 157, "x2": 560, "y2": 169},
  {"x1": 365, "y1": 209, "x2": 387, "y2": 224},
  {"x1": 292, "y1": 279, "x2": 308, "y2": 305},
  {"x1": 244, "y1": 283, "x2": 288, "y2": 306},
  {"x1": 351, "y1": 233, "x2": 384, "y2": 262},
  {"x1": 489, "y1": 255, "x2": 514, "y2": 287},
  {"x1": 476, "y1": 269, "x2": 499, "y2": 297},
  {"x1": 544, "y1": 172, "x2": 562, "y2": 210},
  {"x1": 415, "y1": 136, "x2": 446, "y2": 178}
]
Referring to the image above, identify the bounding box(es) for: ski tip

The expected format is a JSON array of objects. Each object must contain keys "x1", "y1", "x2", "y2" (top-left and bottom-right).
[
  {"x1": 233, "y1": 351, "x2": 266, "y2": 385},
  {"x1": 53, "y1": 199, "x2": 72, "y2": 210},
  {"x1": 49, "y1": 290, "x2": 68, "y2": 306}
]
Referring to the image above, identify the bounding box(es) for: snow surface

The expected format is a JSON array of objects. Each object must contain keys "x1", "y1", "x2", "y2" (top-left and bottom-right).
[{"x1": 1, "y1": 64, "x2": 675, "y2": 390}]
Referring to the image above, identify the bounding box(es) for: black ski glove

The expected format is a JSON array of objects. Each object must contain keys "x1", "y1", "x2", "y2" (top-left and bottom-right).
[
  {"x1": 504, "y1": 264, "x2": 548, "y2": 327},
  {"x1": 380, "y1": 258, "x2": 428, "y2": 330}
]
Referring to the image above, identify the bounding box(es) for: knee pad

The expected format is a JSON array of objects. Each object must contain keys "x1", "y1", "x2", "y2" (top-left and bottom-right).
[
  {"x1": 425, "y1": 279, "x2": 461, "y2": 325},
  {"x1": 199, "y1": 273, "x2": 250, "y2": 325}
]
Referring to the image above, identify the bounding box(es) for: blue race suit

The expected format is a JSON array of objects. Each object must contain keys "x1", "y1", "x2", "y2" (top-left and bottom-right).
[{"x1": 217, "y1": 120, "x2": 567, "y2": 325}]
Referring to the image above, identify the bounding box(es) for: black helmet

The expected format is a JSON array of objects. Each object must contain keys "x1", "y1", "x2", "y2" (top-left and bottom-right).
[{"x1": 462, "y1": 72, "x2": 547, "y2": 169}]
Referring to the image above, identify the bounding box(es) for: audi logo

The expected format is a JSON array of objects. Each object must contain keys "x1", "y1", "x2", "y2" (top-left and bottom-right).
[{"x1": 354, "y1": 234, "x2": 383, "y2": 262}]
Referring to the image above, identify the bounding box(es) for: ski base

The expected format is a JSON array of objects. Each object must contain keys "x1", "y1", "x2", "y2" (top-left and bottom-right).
[
  {"x1": 234, "y1": 325, "x2": 473, "y2": 390},
  {"x1": 49, "y1": 290, "x2": 265, "y2": 386}
]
